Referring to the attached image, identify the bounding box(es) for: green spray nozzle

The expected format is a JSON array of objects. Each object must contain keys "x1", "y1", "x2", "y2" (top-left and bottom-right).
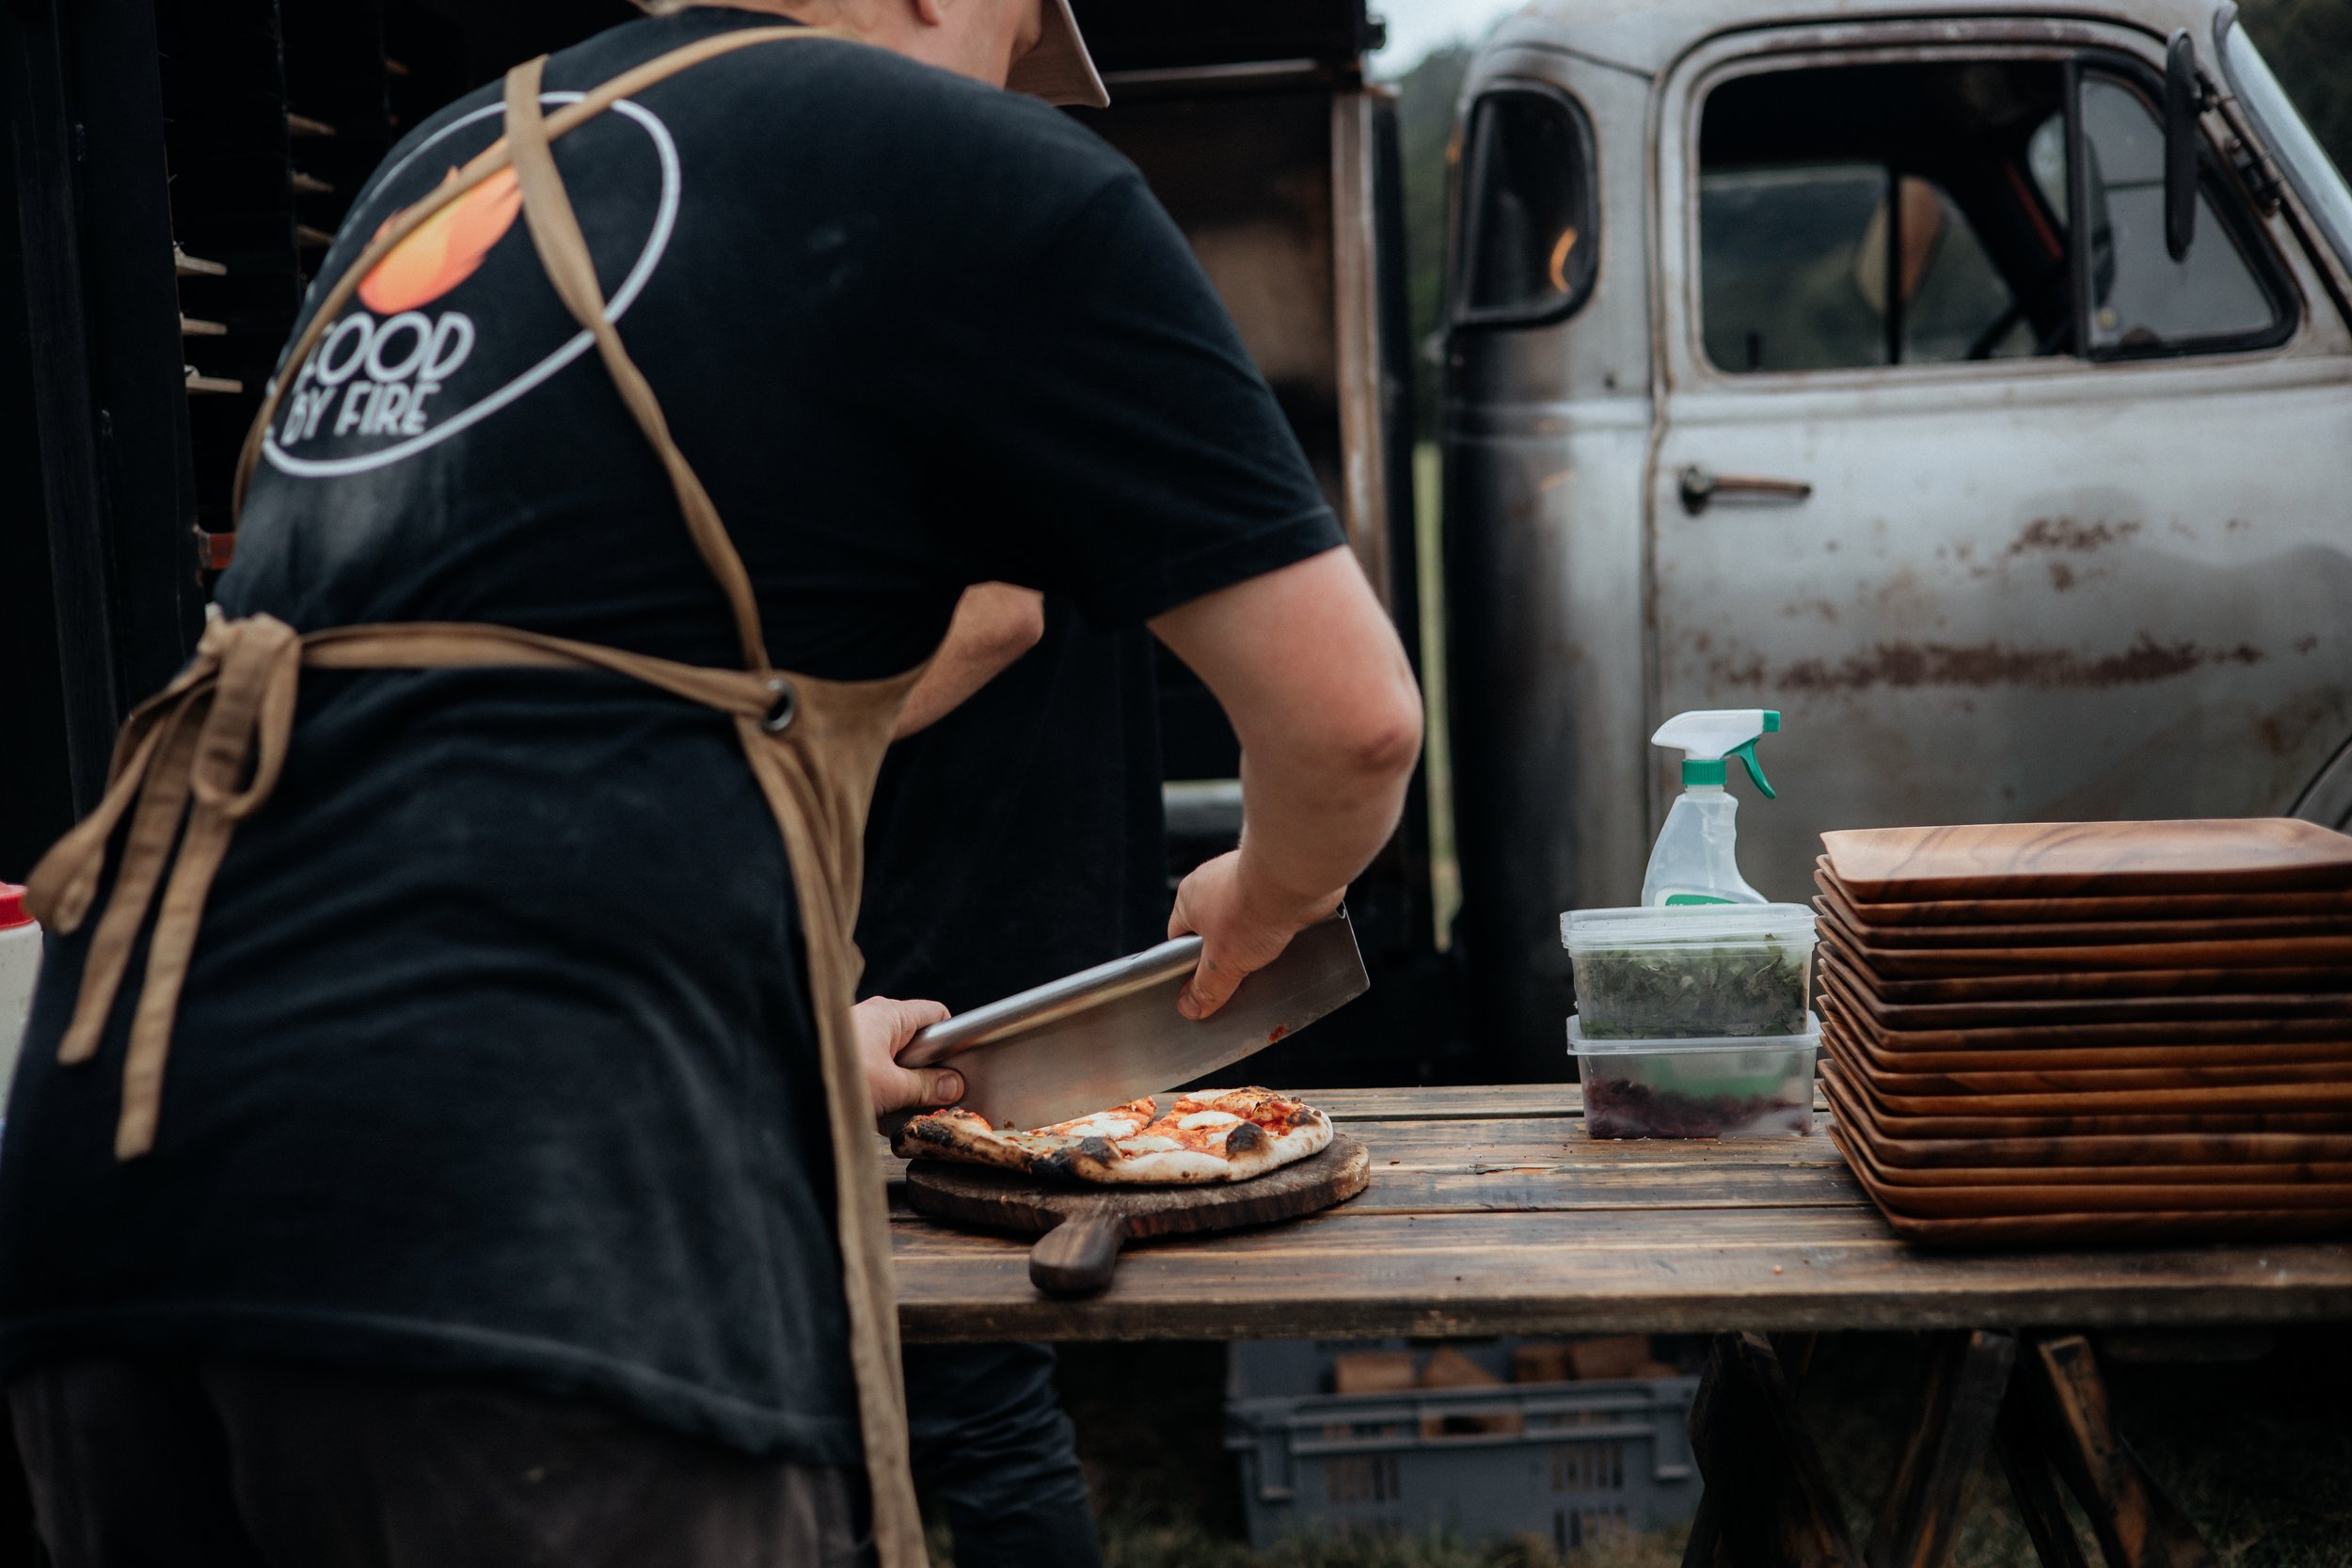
[
  {"x1": 1656, "y1": 708, "x2": 1780, "y2": 800},
  {"x1": 1728, "y1": 738, "x2": 1775, "y2": 799}
]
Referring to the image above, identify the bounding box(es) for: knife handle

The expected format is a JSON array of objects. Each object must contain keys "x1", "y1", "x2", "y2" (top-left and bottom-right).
[{"x1": 1029, "y1": 1213, "x2": 1129, "y2": 1297}]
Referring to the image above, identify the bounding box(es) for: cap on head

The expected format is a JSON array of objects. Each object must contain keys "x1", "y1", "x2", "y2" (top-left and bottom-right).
[{"x1": 1007, "y1": 0, "x2": 1107, "y2": 108}]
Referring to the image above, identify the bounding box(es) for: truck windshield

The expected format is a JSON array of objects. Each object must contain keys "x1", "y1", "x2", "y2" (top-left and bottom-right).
[{"x1": 2219, "y1": 21, "x2": 2352, "y2": 275}]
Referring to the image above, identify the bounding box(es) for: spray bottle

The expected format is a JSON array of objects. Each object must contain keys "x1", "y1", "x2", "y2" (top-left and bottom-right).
[{"x1": 1641, "y1": 709, "x2": 1780, "y2": 907}]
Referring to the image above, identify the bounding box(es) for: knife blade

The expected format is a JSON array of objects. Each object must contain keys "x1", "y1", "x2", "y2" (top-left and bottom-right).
[{"x1": 891, "y1": 907, "x2": 1368, "y2": 1132}]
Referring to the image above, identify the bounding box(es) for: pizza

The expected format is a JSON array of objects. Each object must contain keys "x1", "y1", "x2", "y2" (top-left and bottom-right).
[{"x1": 894, "y1": 1087, "x2": 1332, "y2": 1185}]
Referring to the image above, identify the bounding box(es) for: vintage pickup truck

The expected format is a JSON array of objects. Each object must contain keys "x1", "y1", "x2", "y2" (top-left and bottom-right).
[{"x1": 1441, "y1": 0, "x2": 2352, "y2": 1069}]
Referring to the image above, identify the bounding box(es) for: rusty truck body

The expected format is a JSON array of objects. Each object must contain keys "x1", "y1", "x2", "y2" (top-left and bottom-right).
[{"x1": 1440, "y1": 0, "x2": 2352, "y2": 1069}]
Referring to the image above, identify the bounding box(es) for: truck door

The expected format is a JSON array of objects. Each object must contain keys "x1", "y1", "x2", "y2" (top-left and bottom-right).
[{"x1": 1646, "y1": 23, "x2": 2352, "y2": 902}]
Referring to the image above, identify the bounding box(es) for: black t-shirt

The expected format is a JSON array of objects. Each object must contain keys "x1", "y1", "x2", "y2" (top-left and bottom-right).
[
  {"x1": 0, "y1": 9, "x2": 1338, "y2": 1463},
  {"x1": 859, "y1": 603, "x2": 1168, "y2": 1014}
]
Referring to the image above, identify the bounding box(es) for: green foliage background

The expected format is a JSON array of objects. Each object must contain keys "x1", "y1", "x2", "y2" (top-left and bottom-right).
[{"x1": 1386, "y1": 0, "x2": 2352, "y2": 435}]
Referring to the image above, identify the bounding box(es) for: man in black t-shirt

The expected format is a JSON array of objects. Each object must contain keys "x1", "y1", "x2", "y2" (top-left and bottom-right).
[
  {"x1": 860, "y1": 591, "x2": 1166, "y2": 1567},
  {"x1": 0, "y1": 1, "x2": 1425, "y2": 1561}
]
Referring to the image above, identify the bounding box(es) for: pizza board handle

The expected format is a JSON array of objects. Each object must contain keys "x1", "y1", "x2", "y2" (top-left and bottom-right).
[{"x1": 1028, "y1": 1212, "x2": 1130, "y2": 1297}]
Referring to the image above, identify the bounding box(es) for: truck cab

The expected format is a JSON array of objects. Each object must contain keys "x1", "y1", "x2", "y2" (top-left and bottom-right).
[{"x1": 1441, "y1": 0, "x2": 2352, "y2": 1072}]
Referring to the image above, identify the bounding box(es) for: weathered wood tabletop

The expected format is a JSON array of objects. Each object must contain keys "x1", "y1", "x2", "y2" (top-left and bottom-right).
[{"x1": 888, "y1": 1085, "x2": 2352, "y2": 1343}]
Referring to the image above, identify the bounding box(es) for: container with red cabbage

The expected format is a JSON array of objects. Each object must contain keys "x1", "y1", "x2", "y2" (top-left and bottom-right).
[{"x1": 1566, "y1": 1013, "x2": 1818, "y2": 1139}]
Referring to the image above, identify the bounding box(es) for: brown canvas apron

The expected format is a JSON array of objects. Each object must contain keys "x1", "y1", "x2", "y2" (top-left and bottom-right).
[{"x1": 24, "y1": 29, "x2": 932, "y2": 1568}]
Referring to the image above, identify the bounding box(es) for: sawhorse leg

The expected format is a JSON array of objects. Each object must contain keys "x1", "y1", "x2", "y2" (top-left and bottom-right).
[
  {"x1": 2005, "y1": 1334, "x2": 2215, "y2": 1568},
  {"x1": 1683, "y1": 1330, "x2": 2217, "y2": 1568},
  {"x1": 1867, "y1": 1330, "x2": 2018, "y2": 1568},
  {"x1": 1681, "y1": 1332, "x2": 1862, "y2": 1568}
]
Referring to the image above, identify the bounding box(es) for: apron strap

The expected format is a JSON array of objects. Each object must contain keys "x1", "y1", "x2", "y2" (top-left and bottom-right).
[
  {"x1": 230, "y1": 22, "x2": 836, "y2": 551},
  {"x1": 500, "y1": 55, "x2": 771, "y2": 673},
  {"x1": 24, "y1": 614, "x2": 790, "y2": 1154},
  {"x1": 501, "y1": 57, "x2": 929, "y2": 1566}
]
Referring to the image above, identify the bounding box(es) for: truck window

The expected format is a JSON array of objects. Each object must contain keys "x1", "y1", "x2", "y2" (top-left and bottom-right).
[
  {"x1": 1700, "y1": 166, "x2": 2024, "y2": 371},
  {"x1": 2037, "y1": 78, "x2": 2284, "y2": 353},
  {"x1": 1454, "y1": 86, "x2": 1597, "y2": 327},
  {"x1": 1696, "y1": 58, "x2": 2293, "y2": 374}
]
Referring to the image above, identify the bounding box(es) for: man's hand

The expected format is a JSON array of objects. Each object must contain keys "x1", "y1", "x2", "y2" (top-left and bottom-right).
[
  {"x1": 856, "y1": 995, "x2": 962, "y2": 1117},
  {"x1": 1150, "y1": 546, "x2": 1422, "y2": 1020},
  {"x1": 1167, "y1": 851, "x2": 1342, "y2": 1020}
]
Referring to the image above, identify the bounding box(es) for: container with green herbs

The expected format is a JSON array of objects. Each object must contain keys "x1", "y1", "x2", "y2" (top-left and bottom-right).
[{"x1": 1559, "y1": 904, "x2": 1818, "y2": 1039}]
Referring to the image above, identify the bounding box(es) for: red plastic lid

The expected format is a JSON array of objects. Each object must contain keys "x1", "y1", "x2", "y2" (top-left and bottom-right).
[{"x1": 0, "y1": 882, "x2": 32, "y2": 929}]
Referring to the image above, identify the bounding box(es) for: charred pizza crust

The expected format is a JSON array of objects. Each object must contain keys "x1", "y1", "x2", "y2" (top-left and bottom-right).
[{"x1": 895, "y1": 1088, "x2": 1332, "y2": 1185}]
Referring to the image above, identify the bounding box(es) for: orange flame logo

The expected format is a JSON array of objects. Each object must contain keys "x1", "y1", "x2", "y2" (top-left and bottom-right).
[{"x1": 358, "y1": 165, "x2": 522, "y2": 314}]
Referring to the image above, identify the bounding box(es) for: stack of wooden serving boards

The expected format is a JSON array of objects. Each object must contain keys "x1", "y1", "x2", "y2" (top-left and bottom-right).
[{"x1": 1813, "y1": 819, "x2": 2352, "y2": 1246}]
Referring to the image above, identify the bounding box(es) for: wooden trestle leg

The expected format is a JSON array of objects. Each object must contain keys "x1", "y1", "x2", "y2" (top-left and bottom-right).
[
  {"x1": 1683, "y1": 1330, "x2": 2217, "y2": 1568},
  {"x1": 1866, "y1": 1330, "x2": 2017, "y2": 1568},
  {"x1": 1681, "y1": 1332, "x2": 1863, "y2": 1568},
  {"x1": 2006, "y1": 1335, "x2": 2217, "y2": 1568}
]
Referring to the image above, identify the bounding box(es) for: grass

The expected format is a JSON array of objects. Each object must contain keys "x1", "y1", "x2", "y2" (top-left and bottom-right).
[{"x1": 915, "y1": 1332, "x2": 2352, "y2": 1568}]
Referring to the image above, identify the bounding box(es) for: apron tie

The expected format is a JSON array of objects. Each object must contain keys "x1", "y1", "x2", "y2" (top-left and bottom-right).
[
  {"x1": 29, "y1": 611, "x2": 306, "y2": 1155},
  {"x1": 24, "y1": 610, "x2": 798, "y2": 1159}
]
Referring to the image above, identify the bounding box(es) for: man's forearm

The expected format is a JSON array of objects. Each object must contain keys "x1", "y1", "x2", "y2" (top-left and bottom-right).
[
  {"x1": 1232, "y1": 723, "x2": 1418, "y2": 923},
  {"x1": 893, "y1": 584, "x2": 1046, "y2": 739},
  {"x1": 1160, "y1": 549, "x2": 1421, "y2": 910}
]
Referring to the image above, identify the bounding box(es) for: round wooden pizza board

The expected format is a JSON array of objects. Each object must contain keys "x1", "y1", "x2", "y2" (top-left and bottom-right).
[{"x1": 903, "y1": 1133, "x2": 1372, "y2": 1298}]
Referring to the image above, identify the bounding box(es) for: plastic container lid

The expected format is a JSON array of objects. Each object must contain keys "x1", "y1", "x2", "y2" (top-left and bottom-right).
[
  {"x1": 1566, "y1": 1011, "x2": 1820, "y2": 1055},
  {"x1": 0, "y1": 883, "x2": 32, "y2": 930},
  {"x1": 1560, "y1": 903, "x2": 1816, "y2": 952}
]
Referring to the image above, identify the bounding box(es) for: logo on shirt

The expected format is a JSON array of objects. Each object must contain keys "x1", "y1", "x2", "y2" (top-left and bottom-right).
[
  {"x1": 262, "y1": 95, "x2": 680, "y2": 480},
  {"x1": 358, "y1": 166, "x2": 523, "y2": 314}
]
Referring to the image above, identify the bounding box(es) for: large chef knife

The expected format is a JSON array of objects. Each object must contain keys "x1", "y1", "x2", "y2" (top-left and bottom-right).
[{"x1": 890, "y1": 908, "x2": 1368, "y2": 1132}]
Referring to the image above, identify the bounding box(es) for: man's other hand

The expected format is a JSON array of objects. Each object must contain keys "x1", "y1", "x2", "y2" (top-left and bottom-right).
[{"x1": 857, "y1": 995, "x2": 961, "y2": 1117}]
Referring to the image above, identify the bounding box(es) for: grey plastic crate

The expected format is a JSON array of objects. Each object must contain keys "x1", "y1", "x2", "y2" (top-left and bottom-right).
[{"x1": 1225, "y1": 1340, "x2": 1700, "y2": 1553}]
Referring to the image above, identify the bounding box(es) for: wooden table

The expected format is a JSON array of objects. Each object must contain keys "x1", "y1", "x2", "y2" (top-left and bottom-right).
[
  {"x1": 888, "y1": 1085, "x2": 2352, "y2": 1568},
  {"x1": 890, "y1": 1085, "x2": 2352, "y2": 1344}
]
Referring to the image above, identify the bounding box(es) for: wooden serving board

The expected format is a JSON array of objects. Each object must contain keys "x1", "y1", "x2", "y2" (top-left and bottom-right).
[
  {"x1": 1832, "y1": 1130, "x2": 2352, "y2": 1245},
  {"x1": 1821, "y1": 820, "x2": 2352, "y2": 902},
  {"x1": 1820, "y1": 1062, "x2": 2352, "y2": 1138},
  {"x1": 1820, "y1": 1030, "x2": 2352, "y2": 1116},
  {"x1": 1832, "y1": 1138, "x2": 2352, "y2": 1188},
  {"x1": 1824, "y1": 1018, "x2": 2352, "y2": 1094},
  {"x1": 1820, "y1": 997, "x2": 2352, "y2": 1070},
  {"x1": 1834, "y1": 1129, "x2": 2352, "y2": 1212},
  {"x1": 1816, "y1": 869, "x2": 2352, "y2": 944},
  {"x1": 1816, "y1": 858, "x2": 2352, "y2": 926},
  {"x1": 902, "y1": 1134, "x2": 1371, "y2": 1299},
  {"x1": 1818, "y1": 982, "x2": 2352, "y2": 1055},
  {"x1": 1812, "y1": 881, "x2": 2352, "y2": 950},
  {"x1": 1822, "y1": 1068, "x2": 2352, "y2": 1167},
  {"x1": 1820, "y1": 953, "x2": 2352, "y2": 1028},
  {"x1": 1815, "y1": 911, "x2": 2352, "y2": 978},
  {"x1": 1820, "y1": 941, "x2": 2346, "y2": 1001}
]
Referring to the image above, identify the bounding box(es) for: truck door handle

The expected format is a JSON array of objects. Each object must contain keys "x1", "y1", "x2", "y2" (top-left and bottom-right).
[{"x1": 1677, "y1": 465, "x2": 1813, "y2": 515}]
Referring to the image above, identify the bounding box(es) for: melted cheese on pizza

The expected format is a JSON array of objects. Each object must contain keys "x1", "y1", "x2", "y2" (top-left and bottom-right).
[{"x1": 896, "y1": 1087, "x2": 1331, "y2": 1185}]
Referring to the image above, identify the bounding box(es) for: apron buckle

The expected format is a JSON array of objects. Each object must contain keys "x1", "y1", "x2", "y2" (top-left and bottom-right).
[{"x1": 761, "y1": 677, "x2": 799, "y2": 735}]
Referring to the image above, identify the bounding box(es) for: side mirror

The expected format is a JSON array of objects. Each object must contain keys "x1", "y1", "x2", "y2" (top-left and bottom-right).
[{"x1": 2164, "y1": 29, "x2": 2203, "y2": 261}]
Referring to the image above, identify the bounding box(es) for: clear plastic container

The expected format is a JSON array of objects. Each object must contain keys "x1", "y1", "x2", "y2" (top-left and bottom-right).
[
  {"x1": 1559, "y1": 904, "x2": 1817, "y2": 1039},
  {"x1": 1567, "y1": 1013, "x2": 1819, "y2": 1139}
]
